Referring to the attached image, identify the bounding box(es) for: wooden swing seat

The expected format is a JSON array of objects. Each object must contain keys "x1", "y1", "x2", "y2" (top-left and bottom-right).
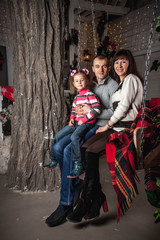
[{"x1": 133, "y1": 126, "x2": 160, "y2": 169}]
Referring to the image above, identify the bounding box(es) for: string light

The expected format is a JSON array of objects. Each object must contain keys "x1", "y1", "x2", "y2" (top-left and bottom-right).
[{"x1": 107, "y1": 3, "x2": 160, "y2": 53}]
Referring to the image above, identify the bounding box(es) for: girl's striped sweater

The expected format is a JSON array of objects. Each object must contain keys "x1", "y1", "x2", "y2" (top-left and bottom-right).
[{"x1": 70, "y1": 87, "x2": 101, "y2": 124}]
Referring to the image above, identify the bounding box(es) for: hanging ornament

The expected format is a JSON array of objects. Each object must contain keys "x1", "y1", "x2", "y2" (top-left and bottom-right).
[
  {"x1": 97, "y1": 36, "x2": 117, "y2": 59},
  {"x1": 83, "y1": 49, "x2": 91, "y2": 62}
]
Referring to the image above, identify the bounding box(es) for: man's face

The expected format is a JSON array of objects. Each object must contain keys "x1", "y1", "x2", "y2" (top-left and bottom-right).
[{"x1": 92, "y1": 58, "x2": 110, "y2": 84}]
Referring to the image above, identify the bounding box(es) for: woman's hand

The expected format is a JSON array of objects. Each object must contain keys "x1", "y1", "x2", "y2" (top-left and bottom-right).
[
  {"x1": 75, "y1": 104, "x2": 91, "y2": 115},
  {"x1": 96, "y1": 125, "x2": 109, "y2": 134}
]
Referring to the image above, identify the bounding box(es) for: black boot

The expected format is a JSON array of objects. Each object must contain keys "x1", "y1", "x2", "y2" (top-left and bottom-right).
[
  {"x1": 67, "y1": 151, "x2": 100, "y2": 223},
  {"x1": 86, "y1": 190, "x2": 108, "y2": 220},
  {"x1": 86, "y1": 153, "x2": 108, "y2": 220},
  {"x1": 45, "y1": 205, "x2": 73, "y2": 227},
  {"x1": 67, "y1": 197, "x2": 91, "y2": 223},
  {"x1": 67, "y1": 177, "x2": 95, "y2": 223}
]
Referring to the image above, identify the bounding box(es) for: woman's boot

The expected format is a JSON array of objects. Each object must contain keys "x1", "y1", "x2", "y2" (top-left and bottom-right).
[
  {"x1": 86, "y1": 154, "x2": 109, "y2": 220},
  {"x1": 66, "y1": 196, "x2": 91, "y2": 223},
  {"x1": 67, "y1": 151, "x2": 100, "y2": 223},
  {"x1": 86, "y1": 189, "x2": 108, "y2": 220}
]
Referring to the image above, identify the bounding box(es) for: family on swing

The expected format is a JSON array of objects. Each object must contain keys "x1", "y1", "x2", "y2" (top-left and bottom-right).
[{"x1": 44, "y1": 49, "x2": 143, "y2": 227}]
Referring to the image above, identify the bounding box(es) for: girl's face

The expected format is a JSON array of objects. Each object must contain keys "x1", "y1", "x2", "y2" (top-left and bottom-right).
[
  {"x1": 114, "y1": 57, "x2": 129, "y2": 82},
  {"x1": 73, "y1": 73, "x2": 88, "y2": 90}
]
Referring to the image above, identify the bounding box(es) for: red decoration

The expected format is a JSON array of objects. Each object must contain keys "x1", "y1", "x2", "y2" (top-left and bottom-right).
[
  {"x1": 0, "y1": 85, "x2": 14, "y2": 102},
  {"x1": 111, "y1": 42, "x2": 118, "y2": 50}
]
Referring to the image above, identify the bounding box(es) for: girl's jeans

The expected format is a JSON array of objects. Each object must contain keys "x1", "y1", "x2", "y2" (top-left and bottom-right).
[{"x1": 50, "y1": 122, "x2": 94, "y2": 163}]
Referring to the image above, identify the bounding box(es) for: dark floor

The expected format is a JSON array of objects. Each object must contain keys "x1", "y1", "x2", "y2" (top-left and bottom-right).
[{"x1": 0, "y1": 156, "x2": 159, "y2": 240}]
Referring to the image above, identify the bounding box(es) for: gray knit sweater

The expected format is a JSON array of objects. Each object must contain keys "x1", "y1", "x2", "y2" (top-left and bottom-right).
[{"x1": 91, "y1": 76, "x2": 118, "y2": 127}]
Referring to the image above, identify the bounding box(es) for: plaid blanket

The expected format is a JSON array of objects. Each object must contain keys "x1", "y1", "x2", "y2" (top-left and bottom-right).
[
  {"x1": 106, "y1": 129, "x2": 138, "y2": 222},
  {"x1": 106, "y1": 99, "x2": 160, "y2": 222}
]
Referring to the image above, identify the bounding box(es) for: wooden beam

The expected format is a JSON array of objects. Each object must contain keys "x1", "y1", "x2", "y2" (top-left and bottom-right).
[
  {"x1": 110, "y1": 0, "x2": 118, "y2": 6},
  {"x1": 118, "y1": 0, "x2": 128, "y2": 7},
  {"x1": 75, "y1": 0, "x2": 130, "y2": 16}
]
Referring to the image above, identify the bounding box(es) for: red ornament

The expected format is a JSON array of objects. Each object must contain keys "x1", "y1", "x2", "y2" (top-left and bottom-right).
[{"x1": 111, "y1": 43, "x2": 117, "y2": 50}]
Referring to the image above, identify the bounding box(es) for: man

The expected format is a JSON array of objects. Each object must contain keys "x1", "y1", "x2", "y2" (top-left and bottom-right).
[{"x1": 45, "y1": 55, "x2": 118, "y2": 227}]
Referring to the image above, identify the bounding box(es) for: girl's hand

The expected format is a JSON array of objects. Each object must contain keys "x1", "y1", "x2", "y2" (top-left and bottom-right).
[
  {"x1": 69, "y1": 119, "x2": 74, "y2": 126},
  {"x1": 78, "y1": 120, "x2": 83, "y2": 125},
  {"x1": 96, "y1": 125, "x2": 108, "y2": 134}
]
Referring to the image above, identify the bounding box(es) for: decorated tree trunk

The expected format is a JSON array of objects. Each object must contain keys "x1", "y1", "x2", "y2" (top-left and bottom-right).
[{"x1": 7, "y1": 0, "x2": 67, "y2": 191}]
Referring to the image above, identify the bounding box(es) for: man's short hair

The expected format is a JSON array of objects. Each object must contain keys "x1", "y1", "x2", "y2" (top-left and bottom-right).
[{"x1": 93, "y1": 54, "x2": 109, "y2": 66}]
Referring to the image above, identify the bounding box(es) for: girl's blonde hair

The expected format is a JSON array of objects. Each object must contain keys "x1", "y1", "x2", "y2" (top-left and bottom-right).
[{"x1": 69, "y1": 70, "x2": 91, "y2": 93}]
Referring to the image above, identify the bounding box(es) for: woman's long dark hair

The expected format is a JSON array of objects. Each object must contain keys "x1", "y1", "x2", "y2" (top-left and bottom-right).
[{"x1": 111, "y1": 49, "x2": 143, "y2": 84}]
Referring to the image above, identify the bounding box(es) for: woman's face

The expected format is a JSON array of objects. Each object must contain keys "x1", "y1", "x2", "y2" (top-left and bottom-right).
[{"x1": 114, "y1": 57, "x2": 129, "y2": 81}]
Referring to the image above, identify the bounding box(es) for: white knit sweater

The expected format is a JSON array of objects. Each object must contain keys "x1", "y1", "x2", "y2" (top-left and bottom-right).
[{"x1": 111, "y1": 74, "x2": 143, "y2": 130}]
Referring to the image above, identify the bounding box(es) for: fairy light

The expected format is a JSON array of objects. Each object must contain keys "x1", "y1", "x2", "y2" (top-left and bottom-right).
[
  {"x1": 72, "y1": 2, "x2": 160, "y2": 64},
  {"x1": 108, "y1": 2, "x2": 160, "y2": 54}
]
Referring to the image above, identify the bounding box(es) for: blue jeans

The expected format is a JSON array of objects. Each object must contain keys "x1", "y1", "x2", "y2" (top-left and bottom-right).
[
  {"x1": 50, "y1": 122, "x2": 94, "y2": 163},
  {"x1": 50, "y1": 124, "x2": 99, "y2": 206}
]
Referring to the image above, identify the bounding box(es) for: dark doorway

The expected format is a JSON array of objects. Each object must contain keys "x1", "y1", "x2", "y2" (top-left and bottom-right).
[{"x1": 0, "y1": 46, "x2": 8, "y2": 86}]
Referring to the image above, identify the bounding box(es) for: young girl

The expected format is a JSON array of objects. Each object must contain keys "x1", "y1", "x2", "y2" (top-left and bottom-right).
[{"x1": 44, "y1": 69, "x2": 101, "y2": 179}]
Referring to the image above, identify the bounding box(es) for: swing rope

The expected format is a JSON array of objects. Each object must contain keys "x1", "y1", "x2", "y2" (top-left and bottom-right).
[
  {"x1": 77, "y1": 0, "x2": 97, "y2": 69},
  {"x1": 140, "y1": 0, "x2": 160, "y2": 167},
  {"x1": 91, "y1": 0, "x2": 97, "y2": 56},
  {"x1": 77, "y1": 0, "x2": 81, "y2": 71}
]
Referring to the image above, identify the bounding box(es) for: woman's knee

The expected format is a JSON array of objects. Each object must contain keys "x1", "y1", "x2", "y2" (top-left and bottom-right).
[{"x1": 84, "y1": 141, "x2": 100, "y2": 153}]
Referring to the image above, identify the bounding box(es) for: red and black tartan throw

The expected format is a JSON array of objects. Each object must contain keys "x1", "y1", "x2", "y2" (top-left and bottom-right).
[
  {"x1": 106, "y1": 99, "x2": 160, "y2": 222},
  {"x1": 106, "y1": 129, "x2": 139, "y2": 222}
]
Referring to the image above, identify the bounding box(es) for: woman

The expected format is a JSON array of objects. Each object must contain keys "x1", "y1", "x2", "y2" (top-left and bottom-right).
[{"x1": 67, "y1": 49, "x2": 143, "y2": 223}]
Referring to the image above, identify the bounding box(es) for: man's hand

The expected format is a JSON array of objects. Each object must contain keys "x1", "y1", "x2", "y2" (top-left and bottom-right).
[
  {"x1": 78, "y1": 120, "x2": 83, "y2": 125},
  {"x1": 69, "y1": 119, "x2": 74, "y2": 126},
  {"x1": 75, "y1": 104, "x2": 91, "y2": 115}
]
